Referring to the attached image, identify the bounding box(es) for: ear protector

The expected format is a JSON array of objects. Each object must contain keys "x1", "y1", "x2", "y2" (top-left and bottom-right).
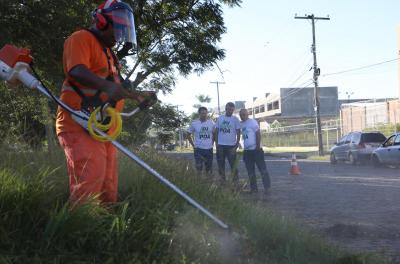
[{"x1": 93, "y1": 9, "x2": 111, "y2": 30}]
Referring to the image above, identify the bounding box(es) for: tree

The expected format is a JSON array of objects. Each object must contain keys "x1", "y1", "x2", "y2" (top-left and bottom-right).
[
  {"x1": 126, "y1": 0, "x2": 241, "y2": 92},
  {"x1": 0, "y1": 0, "x2": 241, "y2": 147},
  {"x1": 1, "y1": 0, "x2": 241, "y2": 89},
  {"x1": 190, "y1": 94, "x2": 213, "y2": 120},
  {"x1": 192, "y1": 94, "x2": 212, "y2": 109}
]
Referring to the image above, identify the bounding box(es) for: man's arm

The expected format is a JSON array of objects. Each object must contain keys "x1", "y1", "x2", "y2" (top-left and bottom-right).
[
  {"x1": 256, "y1": 129, "x2": 261, "y2": 150},
  {"x1": 235, "y1": 129, "x2": 241, "y2": 148},
  {"x1": 188, "y1": 133, "x2": 195, "y2": 148},
  {"x1": 213, "y1": 119, "x2": 219, "y2": 146},
  {"x1": 213, "y1": 127, "x2": 218, "y2": 146},
  {"x1": 212, "y1": 127, "x2": 216, "y2": 147},
  {"x1": 69, "y1": 65, "x2": 142, "y2": 102},
  {"x1": 235, "y1": 117, "x2": 241, "y2": 148}
]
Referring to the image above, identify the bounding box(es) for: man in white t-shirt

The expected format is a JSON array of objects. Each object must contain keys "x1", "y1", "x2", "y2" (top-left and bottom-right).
[
  {"x1": 214, "y1": 102, "x2": 241, "y2": 184},
  {"x1": 239, "y1": 108, "x2": 271, "y2": 193},
  {"x1": 188, "y1": 107, "x2": 215, "y2": 174}
]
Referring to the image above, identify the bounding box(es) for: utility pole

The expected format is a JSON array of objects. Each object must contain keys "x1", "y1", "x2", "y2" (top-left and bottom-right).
[
  {"x1": 210, "y1": 81, "x2": 225, "y2": 115},
  {"x1": 346, "y1": 91, "x2": 354, "y2": 103},
  {"x1": 174, "y1": 105, "x2": 183, "y2": 149},
  {"x1": 295, "y1": 14, "x2": 330, "y2": 156}
]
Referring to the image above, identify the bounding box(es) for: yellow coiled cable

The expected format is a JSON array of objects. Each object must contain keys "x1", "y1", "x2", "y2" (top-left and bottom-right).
[{"x1": 87, "y1": 106, "x2": 122, "y2": 142}]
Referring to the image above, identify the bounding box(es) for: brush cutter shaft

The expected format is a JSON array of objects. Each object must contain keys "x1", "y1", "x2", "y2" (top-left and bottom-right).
[
  {"x1": 1, "y1": 59, "x2": 229, "y2": 230},
  {"x1": 108, "y1": 137, "x2": 229, "y2": 229},
  {"x1": 120, "y1": 107, "x2": 140, "y2": 117}
]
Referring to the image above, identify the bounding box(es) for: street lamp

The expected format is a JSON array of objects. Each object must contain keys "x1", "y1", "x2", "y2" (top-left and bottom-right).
[{"x1": 346, "y1": 91, "x2": 354, "y2": 103}]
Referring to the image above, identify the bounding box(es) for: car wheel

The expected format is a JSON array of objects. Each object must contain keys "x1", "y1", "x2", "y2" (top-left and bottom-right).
[
  {"x1": 349, "y1": 153, "x2": 357, "y2": 165},
  {"x1": 330, "y1": 152, "x2": 337, "y2": 165},
  {"x1": 372, "y1": 155, "x2": 381, "y2": 168}
]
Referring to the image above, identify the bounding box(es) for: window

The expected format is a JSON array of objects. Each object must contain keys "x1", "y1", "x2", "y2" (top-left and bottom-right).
[
  {"x1": 394, "y1": 135, "x2": 400, "y2": 146},
  {"x1": 260, "y1": 105, "x2": 265, "y2": 113},
  {"x1": 383, "y1": 135, "x2": 396, "y2": 147},
  {"x1": 351, "y1": 133, "x2": 361, "y2": 144},
  {"x1": 255, "y1": 106, "x2": 260, "y2": 114},
  {"x1": 273, "y1": 101, "x2": 279, "y2": 110},
  {"x1": 339, "y1": 135, "x2": 348, "y2": 145},
  {"x1": 361, "y1": 133, "x2": 386, "y2": 143},
  {"x1": 248, "y1": 108, "x2": 253, "y2": 115},
  {"x1": 267, "y1": 103, "x2": 273, "y2": 111},
  {"x1": 344, "y1": 134, "x2": 351, "y2": 144}
]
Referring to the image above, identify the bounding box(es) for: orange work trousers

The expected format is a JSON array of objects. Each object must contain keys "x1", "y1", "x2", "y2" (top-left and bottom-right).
[{"x1": 58, "y1": 131, "x2": 118, "y2": 204}]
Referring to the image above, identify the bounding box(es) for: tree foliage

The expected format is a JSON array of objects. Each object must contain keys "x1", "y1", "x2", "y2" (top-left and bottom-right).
[
  {"x1": 0, "y1": 0, "x2": 241, "y2": 146},
  {"x1": 130, "y1": 0, "x2": 241, "y2": 93},
  {"x1": 191, "y1": 94, "x2": 213, "y2": 120}
]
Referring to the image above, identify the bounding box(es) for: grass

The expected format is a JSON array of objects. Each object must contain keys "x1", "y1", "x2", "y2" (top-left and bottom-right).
[
  {"x1": 0, "y1": 146, "x2": 382, "y2": 263},
  {"x1": 262, "y1": 130, "x2": 339, "y2": 148},
  {"x1": 170, "y1": 146, "x2": 193, "y2": 153},
  {"x1": 306, "y1": 155, "x2": 330, "y2": 161},
  {"x1": 363, "y1": 124, "x2": 399, "y2": 137}
]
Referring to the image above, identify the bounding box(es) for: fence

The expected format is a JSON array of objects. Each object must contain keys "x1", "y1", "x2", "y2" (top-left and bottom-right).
[
  {"x1": 341, "y1": 99, "x2": 400, "y2": 137},
  {"x1": 261, "y1": 119, "x2": 340, "y2": 149}
]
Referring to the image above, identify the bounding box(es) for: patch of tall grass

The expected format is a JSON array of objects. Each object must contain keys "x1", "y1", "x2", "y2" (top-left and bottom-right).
[{"x1": 0, "y1": 147, "x2": 380, "y2": 263}]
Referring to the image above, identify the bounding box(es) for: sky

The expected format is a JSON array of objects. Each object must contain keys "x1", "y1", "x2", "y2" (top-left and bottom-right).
[{"x1": 159, "y1": 0, "x2": 400, "y2": 114}]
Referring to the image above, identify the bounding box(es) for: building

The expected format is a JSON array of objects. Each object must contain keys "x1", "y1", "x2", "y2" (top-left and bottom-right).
[
  {"x1": 340, "y1": 99, "x2": 400, "y2": 135},
  {"x1": 244, "y1": 86, "x2": 339, "y2": 129},
  {"x1": 211, "y1": 101, "x2": 246, "y2": 117}
]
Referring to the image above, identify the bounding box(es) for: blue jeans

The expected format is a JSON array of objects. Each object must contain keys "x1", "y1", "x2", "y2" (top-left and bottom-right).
[
  {"x1": 243, "y1": 149, "x2": 271, "y2": 192},
  {"x1": 216, "y1": 145, "x2": 239, "y2": 183},
  {"x1": 194, "y1": 148, "x2": 213, "y2": 174}
]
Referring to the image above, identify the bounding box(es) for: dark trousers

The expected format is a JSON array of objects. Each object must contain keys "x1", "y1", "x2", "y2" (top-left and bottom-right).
[
  {"x1": 194, "y1": 148, "x2": 213, "y2": 173},
  {"x1": 216, "y1": 145, "x2": 239, "y2": 183},
  {"x1": 243, "y1": 149, "x2": 271, "y2": 192}
]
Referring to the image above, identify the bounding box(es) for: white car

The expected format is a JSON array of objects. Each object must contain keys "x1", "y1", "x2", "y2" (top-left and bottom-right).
[{"x1": 372, "y1": 133, "x2": 400, "y2": 167}]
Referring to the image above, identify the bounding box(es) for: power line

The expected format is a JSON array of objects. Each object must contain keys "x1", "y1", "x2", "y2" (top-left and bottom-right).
[
  {"x1": 322, "y1": 58, "x2": 400, "y2": 77},
  {"x1": 281, "y1": 78, "x2": 314, "y2": 100},
  {"x1": 282, "y1": 52, "x2": 312, "y2": 87},
  {"x1": 286, "y1": 62, "x2": 312, "y2": 88},
  {"x1": 281, "y1": 80, "x2": 314, "y2": 103},
  {"x1": 281, "y1": 78, "x2": 314, "y2": 101}
]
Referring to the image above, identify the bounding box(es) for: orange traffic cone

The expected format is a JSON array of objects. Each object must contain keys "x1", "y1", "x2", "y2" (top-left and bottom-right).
[{"x1": 290, "y1": 153, "x2": 301, "y2": 175}]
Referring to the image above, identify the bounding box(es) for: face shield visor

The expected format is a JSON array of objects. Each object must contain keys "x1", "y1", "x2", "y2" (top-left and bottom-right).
[{"x1": 104, "y1": 3, "x2": 137, "y2": 48}]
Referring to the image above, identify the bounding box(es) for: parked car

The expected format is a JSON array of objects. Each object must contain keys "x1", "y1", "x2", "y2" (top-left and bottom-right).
[
  {"x1": 371, "y1": 133, "x2": 400, "y2": 167},
  {"x1": 330, "y1": 132, "x2": 387, "y2": 165}
]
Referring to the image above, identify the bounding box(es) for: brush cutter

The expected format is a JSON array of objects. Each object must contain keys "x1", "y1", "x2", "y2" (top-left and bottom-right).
[{"x1": 0, "y1": 44, "x2": 228, "y2": 229}]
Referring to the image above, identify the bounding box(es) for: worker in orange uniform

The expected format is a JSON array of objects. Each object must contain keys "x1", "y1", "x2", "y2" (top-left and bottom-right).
[{"x1": 56, "y1": 0, "x2": 154, "y2": 204}]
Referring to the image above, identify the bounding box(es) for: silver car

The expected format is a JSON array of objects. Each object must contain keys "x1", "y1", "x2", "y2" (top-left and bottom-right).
[
  {"x1": 372, "y1": 133, "x2": 400, "y2": 167},
  {"x1": 330, "y1": 132, "x2": 386, "y2": 165}
]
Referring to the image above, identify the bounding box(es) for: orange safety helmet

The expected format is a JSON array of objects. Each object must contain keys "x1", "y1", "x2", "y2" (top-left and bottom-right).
[{"x1": 93, "y1": 0, "x2": 137, "y2": 47}]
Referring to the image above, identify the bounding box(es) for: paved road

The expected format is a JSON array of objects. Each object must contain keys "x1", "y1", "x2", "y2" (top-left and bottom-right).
[
  {"x1": 171, "y1": 152, "x2": 400, "y2": 262},
  {"x1": 264, "y1": 157, "x2": 400, "y2": 261}
]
